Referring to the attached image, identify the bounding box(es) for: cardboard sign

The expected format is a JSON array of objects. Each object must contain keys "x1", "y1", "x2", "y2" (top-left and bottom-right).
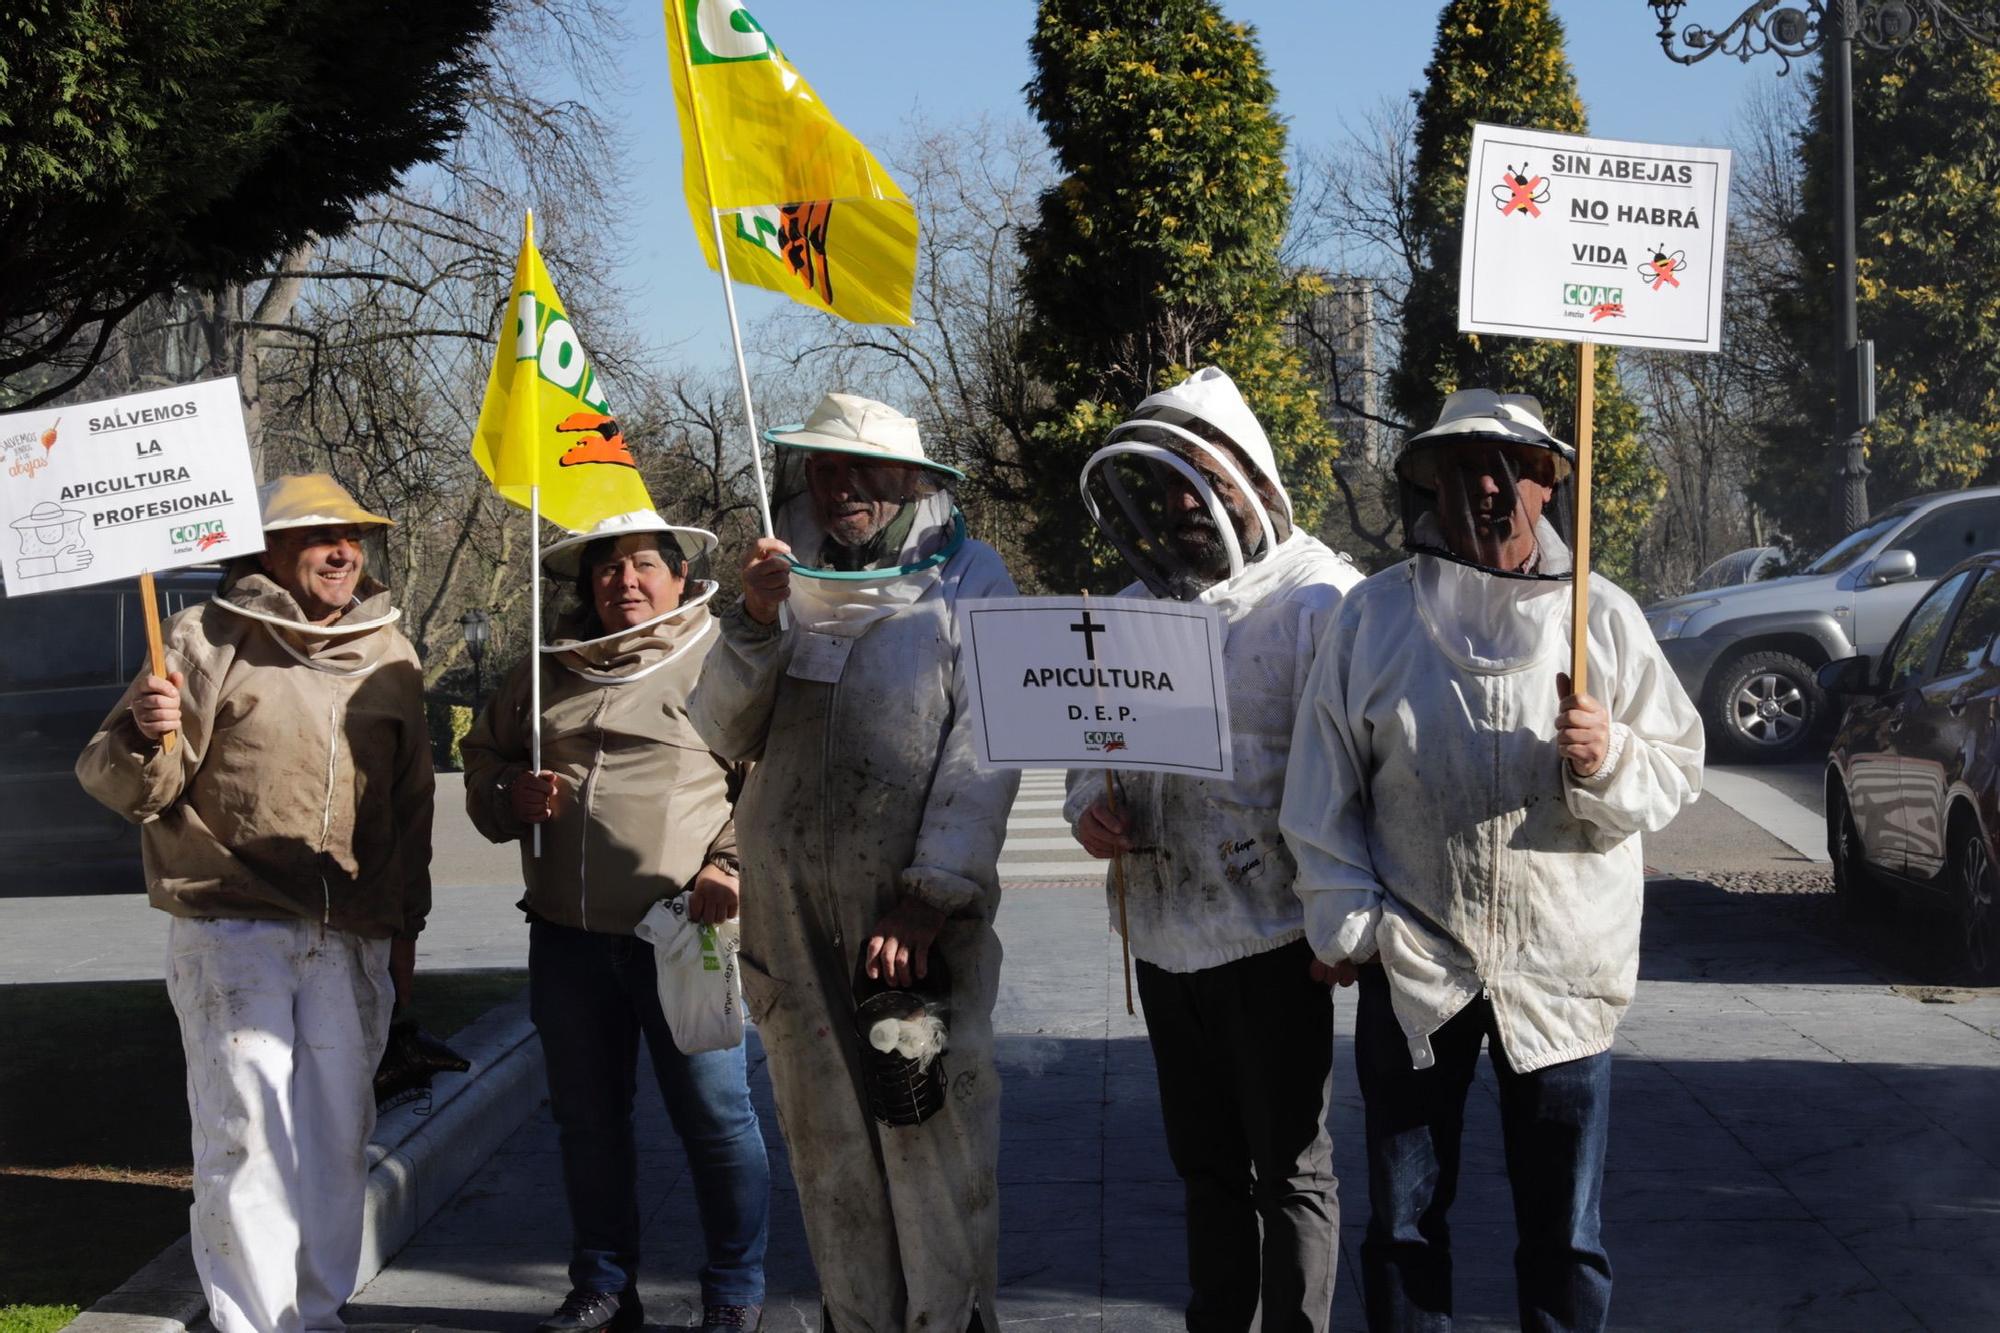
[
  {"x1": 955, "y1": 596, "x2": 1233, "y2": 778},
  {"x1": 1458, "y1": 123, "x2": 1732, "y2": 353},
  {"x1": 0, "y1": 378, "x2": 264, "y2": 596}
]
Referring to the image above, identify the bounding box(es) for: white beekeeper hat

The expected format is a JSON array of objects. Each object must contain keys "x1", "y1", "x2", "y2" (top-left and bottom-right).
[
  {"x1": 540, "y1": 509, "x2": 719, "y2": 580},
  {"x1": 764, "y1": 392, "x2": 965, "y2": 481}
]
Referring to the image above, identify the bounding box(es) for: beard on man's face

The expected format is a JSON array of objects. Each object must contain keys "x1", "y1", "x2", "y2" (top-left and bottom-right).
[{"x1": 1164, "y1": 505, "x2": 1237, "y2": 582}]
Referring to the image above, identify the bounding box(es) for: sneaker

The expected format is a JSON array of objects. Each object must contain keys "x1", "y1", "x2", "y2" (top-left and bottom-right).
[
  {"x1": 702, "y1": 1304, "x2": 762, "y2": 1333},
  {"x1": 537, "y1": 1288, "x2": 644, "y2": 1333}
]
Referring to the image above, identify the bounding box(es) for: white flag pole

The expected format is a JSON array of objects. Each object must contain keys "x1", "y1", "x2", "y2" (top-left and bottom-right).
[
  {"x1": 708, "y1": 209, "x2": 775, "y2": 538},
  {"x1": 530, "y1": 481, "x2": 543, "y2": 860}
]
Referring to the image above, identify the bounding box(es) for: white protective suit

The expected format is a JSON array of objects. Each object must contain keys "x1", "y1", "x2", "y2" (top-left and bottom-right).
[
  {"x1": 1062, "y1": 532, "x2": 1362, "y2": 970},
  {"x1": 688, "y1": 538, "x2": 1019, "y2": 1333},
  {"x1": 1280, "y1": 558, "x2": 1704, "y2": 1074}
]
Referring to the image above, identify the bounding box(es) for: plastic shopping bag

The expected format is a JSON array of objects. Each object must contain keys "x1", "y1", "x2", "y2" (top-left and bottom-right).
[{"x1": 635, "y1": 893, "x2": 745, "y2": 1053}]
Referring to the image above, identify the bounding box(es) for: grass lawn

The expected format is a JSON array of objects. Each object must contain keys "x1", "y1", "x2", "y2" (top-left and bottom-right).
[{"x1": 0, "y1": 969, "x2": 527, "y2": 1313}]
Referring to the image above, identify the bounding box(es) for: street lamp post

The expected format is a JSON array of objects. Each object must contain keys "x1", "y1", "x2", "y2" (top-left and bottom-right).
[
  {"x1": 459, "y1": 607, "x2": 492, "y2": 707},
  {"x1": 1645, "y1": 0, "x2": 2000, "y2": 534}
]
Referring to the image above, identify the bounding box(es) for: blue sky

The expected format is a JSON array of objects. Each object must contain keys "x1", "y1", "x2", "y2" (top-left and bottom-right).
[{"x1": 601, "y1": 2, "x2": 1778, "y2": 368}]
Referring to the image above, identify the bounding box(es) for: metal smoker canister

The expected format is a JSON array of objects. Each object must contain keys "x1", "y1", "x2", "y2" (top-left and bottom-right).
[{"x1": 853, "y1": 990, "x2": 948, "y2": 1127}]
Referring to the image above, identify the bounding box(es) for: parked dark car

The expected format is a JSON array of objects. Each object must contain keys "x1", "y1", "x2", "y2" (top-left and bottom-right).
[
  {"x1": 0, "y1": 568, "x2": 221, "y2": 888},
  {"x1": 1821, "y1": 552, "x2": 2000, "y2": 981}
]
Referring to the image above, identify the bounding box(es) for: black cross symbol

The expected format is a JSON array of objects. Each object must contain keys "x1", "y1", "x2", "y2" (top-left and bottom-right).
[{"x1": 1070, "y1": 610, "x2": 1108, "y2": 661}]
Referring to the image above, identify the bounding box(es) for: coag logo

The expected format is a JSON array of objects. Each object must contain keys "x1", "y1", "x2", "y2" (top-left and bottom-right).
[
  {"x1": 1562, "y1": 283, "x2": 1625, "y2": 322},
  {"x1": 511, "y1": 291, "x2": 611, "y2": 414},
  {"x1": 686, "y1": 0, "x2": 773, "y2": 64},
  {"x1": 170, "y1": 519, "x2": 227, "y2": 545},
  {"x1": 1083, "y1": 730, "x2": 1127, "y2": 754}
]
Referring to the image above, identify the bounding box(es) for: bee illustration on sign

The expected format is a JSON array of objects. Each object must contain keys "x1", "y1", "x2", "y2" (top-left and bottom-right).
[
  {"x1": 1639, "y1": 245, "x2": 1687, "y2": 291},
  {"x1": 1491, "y1": 163, "x2": 1551, "y2": 218}
]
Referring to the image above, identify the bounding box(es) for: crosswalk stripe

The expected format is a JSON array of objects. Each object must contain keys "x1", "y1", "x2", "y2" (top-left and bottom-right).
[
  {"x1": 1009, "y1": 800, "x2": 1068, "y2": 812},
  {"x1": 1000, "y1": 861, "x2": 1105, "y2": 878},
  {"x1": 1002, "y1": 836, "x2": 1092, "y2": 852},
  {"x1": 1009, "y1": 817, "x2": 1074, "y2": 830}
]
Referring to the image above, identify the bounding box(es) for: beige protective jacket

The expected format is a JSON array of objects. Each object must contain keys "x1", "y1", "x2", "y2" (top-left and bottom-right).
[
  {"x1": 461, "y1": 602, "x2": 739, "y2": 936},
  {"x1": 75, "y1": 568, "x2": 434, "y2": 940}
]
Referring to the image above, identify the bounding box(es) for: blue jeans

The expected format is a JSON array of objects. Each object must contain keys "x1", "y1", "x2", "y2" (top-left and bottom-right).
[
  {"x1": 1353, "y1": 963, "x2": 1612, "y2": 1333},
  {"x1": 529, "y1": 917, "x2": 770, "y2": 1305}
]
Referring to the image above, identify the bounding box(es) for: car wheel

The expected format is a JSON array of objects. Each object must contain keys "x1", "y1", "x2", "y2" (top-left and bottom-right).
[
  {"x1": 1828, "y1": 786, "x2": 1884, "y2": 923},
  {"x1": 1708, "y1": 650, "x2": 1824, "y2": 762},
  {"x1": 1949, "y1": 824, "x2": 2000, "y2": 985}
]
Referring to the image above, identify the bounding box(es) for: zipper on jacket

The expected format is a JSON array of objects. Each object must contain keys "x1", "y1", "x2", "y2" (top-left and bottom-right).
[
  {"x1": 577, "y1": 690, "x2": 611, "y2": 932},
  {"x1": 318, "y1": 693, "x2": 338, "y2": 924}
]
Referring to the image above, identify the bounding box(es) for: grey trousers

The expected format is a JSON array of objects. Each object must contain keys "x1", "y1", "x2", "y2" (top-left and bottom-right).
[{"x1": 1136, "y1": 937, "x2": 1339, "y2": 1333}]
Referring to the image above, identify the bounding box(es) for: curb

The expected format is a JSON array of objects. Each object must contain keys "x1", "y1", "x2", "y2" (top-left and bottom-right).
[{"x1": 64, "y1": 996, "x2": 545, "y2": 1333}]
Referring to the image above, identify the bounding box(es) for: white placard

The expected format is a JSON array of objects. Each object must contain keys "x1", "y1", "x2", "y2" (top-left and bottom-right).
[
  {"x1": 0, "y1": 378, "x2": 264, "y2": 596},
  {"x1": 1458, "y1": 123, "x2": 1731, "y2": 353},
  {"x1": 955, "y1": 596, "x2": 1232, "y2": 779}
]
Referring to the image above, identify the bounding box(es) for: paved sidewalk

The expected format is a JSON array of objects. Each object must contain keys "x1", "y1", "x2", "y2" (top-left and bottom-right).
[{"x1": 343, "y1": 875, "x2": 2000, "y2": 1333}]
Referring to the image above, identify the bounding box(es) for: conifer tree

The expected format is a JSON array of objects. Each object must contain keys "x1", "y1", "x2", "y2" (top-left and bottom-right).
[
  {"x1": 1017, "y1": 0, "x2": 1330, "y2": 592},
  {"x1": 1753, "y1": 40, "x2": 2000, "y2": 549},
  {"x1": 1394, "y1": 0, "x2": 1660, "y2": 582}
]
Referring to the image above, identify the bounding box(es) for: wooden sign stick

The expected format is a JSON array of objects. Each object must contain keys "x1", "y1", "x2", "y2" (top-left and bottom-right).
[
  {"x1": 1571, "y1": 341, "x2": 1597, "y2": 696},
  {"x1": 139, "y1": 569, "x2": 177, "y2": 755}
]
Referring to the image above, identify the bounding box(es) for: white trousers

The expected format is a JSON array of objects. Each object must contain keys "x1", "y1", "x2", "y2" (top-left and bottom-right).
[{"x1": 164, "y1": 917, "x2": 394, "y2": 1333}]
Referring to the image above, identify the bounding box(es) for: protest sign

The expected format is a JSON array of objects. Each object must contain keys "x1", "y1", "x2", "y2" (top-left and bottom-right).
[
  {"x1": 0, "y1": 378, "x2": 263, "y2": 597},
  {"x1": 954, "y1": 596, "x2": 1233, "y2": 780},
  {"x1": 1457, "y1": 123, "x2": 1732, "y2": 354}
]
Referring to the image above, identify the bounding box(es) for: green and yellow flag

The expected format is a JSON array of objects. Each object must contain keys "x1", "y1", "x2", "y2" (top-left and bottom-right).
[
  {"x1": 664, "y1": 0, "x2": 916, "y2": 327},
  {"x1": 472, "y1": 214, "x2": 655, "y2": 532}
]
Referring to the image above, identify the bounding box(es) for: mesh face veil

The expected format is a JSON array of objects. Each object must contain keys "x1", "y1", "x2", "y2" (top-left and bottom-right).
[
  {"x1": 769, "y1": 446, "x2": 964, "y2": 581},
  {"x1": 1079, "y1": 420, "x2": 1283, "y2": 601},
  {"x1": 1396, "y1": 434, "x2": 1577, "y2": 582}
]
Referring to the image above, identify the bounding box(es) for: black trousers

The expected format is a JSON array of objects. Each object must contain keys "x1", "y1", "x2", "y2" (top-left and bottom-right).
[{"x1": 1136, "y1": 938, "x2": 1339, "y2": 1333}]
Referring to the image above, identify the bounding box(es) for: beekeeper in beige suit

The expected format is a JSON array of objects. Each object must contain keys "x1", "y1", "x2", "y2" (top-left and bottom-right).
[{"x1": 77, "y1": 474, "x2": 433, "y2": 1333}]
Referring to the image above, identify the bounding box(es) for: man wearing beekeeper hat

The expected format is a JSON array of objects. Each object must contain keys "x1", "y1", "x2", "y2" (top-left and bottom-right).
[
  {"x1": 76, "y1": 473, "x2": 433, "y2": 1333},
  {"x1": 1280, "y1": 390, "x2": 1704, "y2": 1332},
  {"x1": 1064, "y1": 366, "x2": 1363, "y2": 1332},
  {"x1": 462, "y1": 507, "x2": 770, "y2": 1333},
  {"x1": 690, "y1": 392, "x2": 1018, "y2": 1333}
]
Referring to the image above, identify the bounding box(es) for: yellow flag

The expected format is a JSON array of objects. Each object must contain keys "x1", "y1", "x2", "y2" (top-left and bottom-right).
[
  {"x1": 471, "y1": 214, "x2": 655, "y2": 532},
  {"x1": 664, "y1": 0, "x2": 916, "y2": 327}
]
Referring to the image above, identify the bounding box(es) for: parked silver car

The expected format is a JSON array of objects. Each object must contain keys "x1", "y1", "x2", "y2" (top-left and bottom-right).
[{"x1": 1644, "y1": 486, "x2": 2000, "y2": 761}]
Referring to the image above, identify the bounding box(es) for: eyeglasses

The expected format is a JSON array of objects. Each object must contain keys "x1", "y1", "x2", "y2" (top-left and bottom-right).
[{"x1": 804, "y1": 453, "x2": 943, "y2": 504}]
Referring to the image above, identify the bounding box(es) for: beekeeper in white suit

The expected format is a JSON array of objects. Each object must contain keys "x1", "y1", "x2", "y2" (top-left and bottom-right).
[
  {"x1": 689, "y1": 392, "x2": 1018, "y2": 1333},
  {"x1": 1061, "y1": 366, "x2": 1362, "y2": 1333},
  {"x1": 1280, "y1": 390, "x2": 1702, "y2": 1333}
]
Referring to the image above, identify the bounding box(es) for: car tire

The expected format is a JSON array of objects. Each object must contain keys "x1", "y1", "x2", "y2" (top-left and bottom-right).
[
  {"x1": 1828, "y1": 785, "x2": 1885, "y2": 924},
  {"x1": 1948, "y1": 822, "x2": 2000, "y2": 985},
  {"x1": 1707, "y1": 650, "x2": 1825, "y2": 762}
]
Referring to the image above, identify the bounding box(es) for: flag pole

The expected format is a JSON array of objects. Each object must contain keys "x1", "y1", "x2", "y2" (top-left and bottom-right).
[
  {"x1": 708, "y1": 209, "x2": 775, "y2": 537},
  {"x1": 530, "y1": 481, "x2": 543, "y2": 859},
  {"x1": 668, "y1": 6, "x2": 774, "y2": 537}
]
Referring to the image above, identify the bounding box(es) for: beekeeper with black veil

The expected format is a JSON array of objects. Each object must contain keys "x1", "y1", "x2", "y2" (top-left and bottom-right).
[
  {"x1": 1280, "y1": 389, "x2": 1702, "y2": 1332},
  {"x1": 689, "y1": 392, "x2": 1018, "y2": 1333},
  {"x1": 1064, "y1": 366, "x2": 1362, "y2": 1333}
]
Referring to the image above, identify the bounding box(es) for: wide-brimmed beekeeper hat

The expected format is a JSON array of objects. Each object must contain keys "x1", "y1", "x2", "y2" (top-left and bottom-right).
[
  {"x1": 257, "y1": 473, "x2": 394, "y2": 532},
  {"x1": 540, "y1": 509, "x2": 719, "y2": 580},
  {"x1": 764, "y1": 392, "x2": 965, "y2": 481},
  {"x1": 1395, "y1": 389, "x2": 1575, "y2": 487}
]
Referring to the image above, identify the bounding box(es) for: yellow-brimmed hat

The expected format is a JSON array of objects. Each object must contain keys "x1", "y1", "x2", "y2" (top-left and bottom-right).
[{"x1": 257, "y1": 473, "x2": 394, "y2": 532}]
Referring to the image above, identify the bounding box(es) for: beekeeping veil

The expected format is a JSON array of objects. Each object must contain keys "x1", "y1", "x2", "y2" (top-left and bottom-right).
[
  {"x1": 765, "y1": 393, "x2": 966, "y2": 634},
  {"x1": 538, "y1": 508, "x2": 721, "y2": 677},
  {"x1": 1395, "y1": 389, "x2": 1579, "y2": 668},
  {"x1": 1078, "y1": 367, "x2": 1294, "y2": 601}
]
